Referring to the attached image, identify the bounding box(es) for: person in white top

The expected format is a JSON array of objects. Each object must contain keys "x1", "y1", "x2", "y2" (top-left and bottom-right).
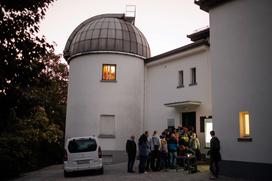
[
  {"x1": 189, "y1": 133, "x2": 201, "y2": 160},
  {"x1": 150, "y1": 130, "x2": 161, "y2": 171}
]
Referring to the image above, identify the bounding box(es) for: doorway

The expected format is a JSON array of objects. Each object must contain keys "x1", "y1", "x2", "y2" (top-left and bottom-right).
[{"x1": 181, "y1": 112, "x2": 196, "y2": 130}]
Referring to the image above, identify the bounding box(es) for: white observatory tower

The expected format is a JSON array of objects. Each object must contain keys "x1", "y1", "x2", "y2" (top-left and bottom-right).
[{"x1": 63, "y1": 13, "x2": 150, "y2": 162}]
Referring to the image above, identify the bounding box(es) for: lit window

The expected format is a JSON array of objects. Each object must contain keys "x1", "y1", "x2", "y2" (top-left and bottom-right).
[
  {"x1": 190, "y1": 67, "x2": 197, "y2": 86},
  {"x1": 239, "y1": 112, "x2": 250, "y2": 137},
  {"x1": 102, "y1": 64, "x2": 116, "y2": 81},
  {"x1": 177, "y1": 70, "x2": 184, "y2": 88},
  {"x1": 204, "y1": 118, "x2": 213, "y2": 147}
]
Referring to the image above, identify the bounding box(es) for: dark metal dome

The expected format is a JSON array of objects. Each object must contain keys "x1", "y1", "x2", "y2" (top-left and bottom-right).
[{"x1": 63, "y1": 14, "x2": 151, "y2": 62}]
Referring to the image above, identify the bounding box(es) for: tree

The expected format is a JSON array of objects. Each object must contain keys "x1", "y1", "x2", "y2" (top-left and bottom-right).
[
  {"x1": 0, "y1": 0, "x2": 55, "y2": 130},
  {"x1": 23, "y1": 51, "x2": 68, "y2": 130},
  {"x1": 0, "y1": 0, "x2": 69, "y2": 179}
]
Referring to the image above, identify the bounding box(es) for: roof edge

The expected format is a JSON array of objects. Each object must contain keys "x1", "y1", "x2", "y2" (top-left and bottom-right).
[
  {"x1": 194, "y1": 0, "x2": 232, "y2": 12},
  {"x1": 187, "y1": 27, "x2": 209, "y2": 42},
  {"x1": 66, "y1": 51, "x2": 147, "y2": 64},
  {"x1": 145, "y1": 39, "x2": 209, "y2": 63}
]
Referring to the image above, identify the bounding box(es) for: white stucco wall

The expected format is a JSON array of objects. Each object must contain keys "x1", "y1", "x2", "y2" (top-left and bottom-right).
[
  {"x1": 210, "y1": 0, "x2": 272, "y2": 163},
  {"x1": 65, "y1": 53, "x2": 144, "y2": 151},
  {"x1": 145, "y1": 45, "x2": 212, "y2": 151}
]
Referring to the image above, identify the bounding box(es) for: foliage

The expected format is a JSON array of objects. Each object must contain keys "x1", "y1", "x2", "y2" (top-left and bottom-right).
[
  {"x1": 0, "y1": 135, "x2": 29, "y2": 178},
  {"x1": 19, "y1": 106, "x2": 64, "y2": 144},
  {"x1": 0, "y1": 0, "x2": 68, "y2": 179},
  {"x1": 0, "y1": 0, "x2": 55, "y2": 126}
]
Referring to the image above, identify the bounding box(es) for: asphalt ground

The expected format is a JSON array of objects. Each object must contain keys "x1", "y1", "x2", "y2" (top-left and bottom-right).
[{"x1": 14, "y1": 161, "x2": 249, "y2": 181}]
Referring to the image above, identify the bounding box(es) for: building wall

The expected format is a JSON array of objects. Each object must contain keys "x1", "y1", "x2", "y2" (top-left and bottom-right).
[
  {"x1": 145, "y1": 45, "x2": 211, "y2": 152},
  {"x1": 210, "y1": 0, "x2": 272, "y2": 165},
  {"x1": 65, "y1": 53, "x2": 144, "y2": 155}
]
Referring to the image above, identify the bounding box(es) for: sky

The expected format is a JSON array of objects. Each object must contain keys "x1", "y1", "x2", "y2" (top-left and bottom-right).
[{"x1": 39, "y1": 0, "x2": 209, "y2": 57}]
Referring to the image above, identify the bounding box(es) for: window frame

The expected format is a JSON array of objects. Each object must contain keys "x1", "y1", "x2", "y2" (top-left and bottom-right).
[
  {"x1": 177, "y1": 70, "x2": 184, "y2": 88},
  {"x1": 101, "y1": 64, "x2": 117, "y2": 82},
  {"x1": 167, "y1": 118, "x2": 175, "y2": 129},
  {"x1": 238, "y1": 111, "x2": 252, "y2": 142},
  {"x1": 99, "y1": 114, "x2": 116, "y2": 139},
  {"x1": 189, "y1": 67, "x2": 197, "y2": 86}
]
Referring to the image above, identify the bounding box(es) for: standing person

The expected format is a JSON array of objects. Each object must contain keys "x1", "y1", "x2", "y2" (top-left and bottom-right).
[
  {"x1": 126, "y1": 135, "x2": 137, "y2": 173},
  {"x1": 208, "y1": 131, "x2": 221, "y2": 180},
  {"x1": 189, "y1": 133, "x2": 201, "y2": 160},
  {"x1": 188, "y1": 126, "x2": 195, "y2": 137},
  {"x1": 168, "y1": 133, "x2": 178, "y2": 169},
  {"x1": 160, "y1": 135, "x2": 168, "y2": 170},
  {"x1": 177, "y1": 125, "x2": 183, "y2": 135},
  {"x1": 138, "y1": 131, "x2": 149, "y2": 173},
  {"x1": 150, "y1": 130, "x2": 161, "y2": 171},
  {"x1": 145, "y1": 134, "x2": 152, "y2": 171}
]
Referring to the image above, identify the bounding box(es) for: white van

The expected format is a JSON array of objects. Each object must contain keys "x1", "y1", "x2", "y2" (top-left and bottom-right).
[{"x1": 64, "y1": 136, "x2": 103, "y2": 177}]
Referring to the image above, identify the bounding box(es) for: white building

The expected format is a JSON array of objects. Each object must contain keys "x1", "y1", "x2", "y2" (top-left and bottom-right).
[
  {"x1": 145, "y1": 31, "x2": 212, "y2": 153},
  {"x1": 64, "y1": 1, "x2": 272, "y2": 178},
  {"x1": 195, "y1": 0, "x2": 272, "y2": 180},
  {"x1": 64, "y1": 13, "x2": 213, "y2": 163},
  {"x1": 64, "y1": 14, "x2": 149, "y2": 162}
]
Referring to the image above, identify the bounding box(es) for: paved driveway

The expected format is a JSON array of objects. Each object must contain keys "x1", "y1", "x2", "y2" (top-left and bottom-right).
[{"x1": 14, "y1": 162, "x2": 247, "y2": 181}]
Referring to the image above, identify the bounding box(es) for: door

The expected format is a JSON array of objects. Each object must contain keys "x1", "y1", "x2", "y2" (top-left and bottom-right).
[{"x1": 181, "y1": 112, "x2": 196, "y2": 130}]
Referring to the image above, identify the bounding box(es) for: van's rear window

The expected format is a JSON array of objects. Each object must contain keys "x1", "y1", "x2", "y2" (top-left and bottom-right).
[{"x1": 68, "y1": 138, "x2": 97, "y2": 153}]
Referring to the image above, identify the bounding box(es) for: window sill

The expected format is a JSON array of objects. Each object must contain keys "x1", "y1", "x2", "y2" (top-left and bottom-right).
[
  {"x1": 177, "y1": 85, "x2": 184, "y2": 89},
  {"x1": 237, "y1": 137, "x2": 252, "y2": 142},
  {"x1": 189, "y1": 83, "x2": 197, "y2": 86},
  {"x1": 100, "y1": 80, "x2": 117, "y2": 83},
  {"x1": 98, "y1": 134, "x2": 116, "y2": 139}
]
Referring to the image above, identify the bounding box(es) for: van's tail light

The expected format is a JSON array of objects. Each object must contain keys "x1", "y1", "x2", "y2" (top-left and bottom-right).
[
  {"x1": 98, "y1": 146, "x2": 102, "y2": 158},
  {"x1": 64, "y1": 149, "x2": 68, "y2": 161}
]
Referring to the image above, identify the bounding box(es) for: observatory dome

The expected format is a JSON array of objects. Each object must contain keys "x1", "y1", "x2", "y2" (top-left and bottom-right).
[{"x1": 63, "y1": 14, "x2": 151, "y2": 62}]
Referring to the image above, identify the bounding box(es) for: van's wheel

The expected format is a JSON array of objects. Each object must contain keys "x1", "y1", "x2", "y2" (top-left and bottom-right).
[{"x1": 98, "y1": 167, "x2": 104, "y2": 175}]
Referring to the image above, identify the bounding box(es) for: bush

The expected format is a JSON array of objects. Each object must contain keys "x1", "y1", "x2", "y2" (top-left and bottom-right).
[
  {"x1": 0, "y1": 108, "x2": 64, "y2": 179},
  {"x1": 0, "y1": 136, "x2": 29, "y2": 179}
]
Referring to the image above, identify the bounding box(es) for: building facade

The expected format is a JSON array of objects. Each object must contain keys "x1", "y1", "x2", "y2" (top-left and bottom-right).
[
  {"x1": 145, "y1": 35, "x2": 212, "y2": 153},
  {"x1": 196, "y1": 0, "x2": 272, "y2": 180},
  {"x1": 64, "y1": 13, "x2": 213, "y2": 163},
  {"x1": 64, "y1": 1, "x2": 272, "y2": 179}
]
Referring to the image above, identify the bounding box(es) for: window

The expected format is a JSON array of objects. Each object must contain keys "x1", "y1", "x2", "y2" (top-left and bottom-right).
[
  {"x1": 239, "y1": 112, "x2": 251, "y2": 138},
  {"x1": 167, "y1": 118, "x2": 175, "y2": 129},
  {"x1": 102, "y1": 64, "x2": 116, "y2": 81},
  {"x1": 68, "y1": 138, "x2": 97, "y2": 153},
  {"x1": 177, "y1": 70, "x2": 184, "y2": 88},
  {"x1": 189, "y1": 67, "x2": 197, "y2": 86},
  {"x1": 204, "y1": 118, "x2": 213, "y2": 148},
  {"x1": 99, "y1": 115, "x2": 115, "y2": 138}
]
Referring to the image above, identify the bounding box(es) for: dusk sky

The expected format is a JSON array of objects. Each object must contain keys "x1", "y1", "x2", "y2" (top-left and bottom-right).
[{"x1": 39, "y1": 0, "x2": 209, "y2": 57}]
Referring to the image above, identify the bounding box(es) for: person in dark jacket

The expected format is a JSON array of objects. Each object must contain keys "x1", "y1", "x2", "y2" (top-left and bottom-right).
[
  {"x1": 168, "y1": 133, "x2": 178, "y2": 168},
  {"x1": 126, "y1": 135, "x2": 137, "y2": 173},
  {"x1": 138, "y1": 131, "x2": 149, "y2": 173},
  {"x1": 209, "y1": 130, "x2": 221, "y2": 179}
]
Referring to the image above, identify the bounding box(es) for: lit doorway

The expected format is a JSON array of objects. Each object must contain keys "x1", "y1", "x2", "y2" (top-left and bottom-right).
[{"x1": 204, "y1": 118, "x2": 213, "y2": 147}]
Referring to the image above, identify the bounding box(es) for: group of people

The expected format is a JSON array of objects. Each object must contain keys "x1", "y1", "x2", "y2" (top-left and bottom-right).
[{"x1": 126, "y1": 127, "x2": 221, "y2": 180}]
